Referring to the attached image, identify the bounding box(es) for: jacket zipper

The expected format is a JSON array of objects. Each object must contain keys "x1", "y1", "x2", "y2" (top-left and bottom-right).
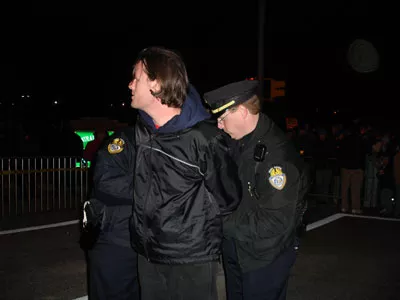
[{"x1": 142, "y1": 133, "x2": 155, "y2": 261}]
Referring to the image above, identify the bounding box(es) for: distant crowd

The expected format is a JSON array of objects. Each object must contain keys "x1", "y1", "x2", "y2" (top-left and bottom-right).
[{"x1": 287, "y1": 120, "x2": 400, "y2": 218}]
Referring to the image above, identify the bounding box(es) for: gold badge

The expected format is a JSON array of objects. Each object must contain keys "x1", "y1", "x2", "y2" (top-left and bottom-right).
[
  {"x1": 268, "y1": 166, "x2": 286, "y2": 190},
  {"x1": 107, "y1": 138, "x2": 125, "y2": 154}
]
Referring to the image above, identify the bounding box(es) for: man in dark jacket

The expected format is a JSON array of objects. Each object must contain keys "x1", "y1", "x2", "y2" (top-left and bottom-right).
[
  {"x1": 313, "y1": 127, "x2": 336, "y2": 203},
  {"x1": 204, "y1": 80, "x2": 310, "y2": 300},
  {"x1": 127, "y1": 47, "x2": 242, "y2": 300}
]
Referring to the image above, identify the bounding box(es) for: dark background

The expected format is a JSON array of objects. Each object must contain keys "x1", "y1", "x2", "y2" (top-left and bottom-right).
[{"x1": 1, "y1": 1, "x2": 396, "y2": 124}]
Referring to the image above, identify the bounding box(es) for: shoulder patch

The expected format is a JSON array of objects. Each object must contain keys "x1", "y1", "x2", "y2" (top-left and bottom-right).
[
  {"x1": 107, "y1": 138, "x2": 125, "y2": 154},
  {"x1": 268, "y1": 166, "x2": 286, "y2": 190}
]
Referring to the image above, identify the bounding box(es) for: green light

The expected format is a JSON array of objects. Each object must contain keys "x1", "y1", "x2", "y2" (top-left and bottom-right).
[
  {"x1": 74, "y1": 131, "x2": 114, "y2": 149},
  {"x1": 74, "y1": 131, "x2": 94, "y2": 149},
  {"x1": 75, "y1": 161, "x2": 92, "y2": 168}
]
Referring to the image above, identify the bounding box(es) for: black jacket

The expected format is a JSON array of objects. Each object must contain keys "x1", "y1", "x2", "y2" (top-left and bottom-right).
[
  {"x1": 91, "y1": 127, "x2": 136, "y2": 247},
  {"x1": 130, "y1": 116, "x2": 242, "y2": 264},
  {"x1": 224, "y1": 114, "x2": 310, "y2": 272},
  {"x1": 338, "y1": 133, "x2": 366, "y2": 170}
]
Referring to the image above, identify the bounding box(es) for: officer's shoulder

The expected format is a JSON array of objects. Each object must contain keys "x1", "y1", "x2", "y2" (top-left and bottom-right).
[
  {"x1": 98, "y1": 126, "x2": 134, "y2": 154},
  {"x1": 113, "y1": 127, "x2": 135, "y2": 141},
  {"x1": 259, "y1": 125, "x2": 300, "y2": 162}
]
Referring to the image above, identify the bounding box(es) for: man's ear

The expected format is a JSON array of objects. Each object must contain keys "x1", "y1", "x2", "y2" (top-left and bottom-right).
[
  {"x1": 149, "y1": 79, "x2": 160, "y2": 97},
  {"x1": 239, "y1": 105, "x2": 249, "y2": 119}
]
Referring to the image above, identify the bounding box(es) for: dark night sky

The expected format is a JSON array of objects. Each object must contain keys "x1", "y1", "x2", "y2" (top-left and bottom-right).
[{"x1": 1, "y1": 1, "x2": 396, "y2": 119}]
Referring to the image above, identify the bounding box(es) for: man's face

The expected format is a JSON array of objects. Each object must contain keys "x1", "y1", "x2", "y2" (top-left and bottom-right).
[
  {"x1": 217, "y1": 107, "x2": 245, "y2": 140},
  {"x1": 128, "y1": 61, "x2": 156, "y2": 110},
  {"x1": 372, "y1": 141, "x2": 382, "y2": 153}
]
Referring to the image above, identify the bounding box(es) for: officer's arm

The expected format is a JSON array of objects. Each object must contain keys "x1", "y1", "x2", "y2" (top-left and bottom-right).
[
  {"x1": 93, "y1": 133, "x2": 134, "y2": 206},
  {"x1": 224, "y1": 162, "x2": 300, "y2": 241},
  {"x1": 202, "y1": 135, "x2": 242, "y2": 216}
]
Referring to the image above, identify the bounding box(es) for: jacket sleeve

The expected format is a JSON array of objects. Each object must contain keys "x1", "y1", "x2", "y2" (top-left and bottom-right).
[
  {"x1": 223, "y1": 161, "x2": 301, "y2": 241},
  {"x1": 202, "y1": 135, "x2": 242, "y2": 216},
  {"x1": 92, "y1": 131, "x2": 135, "y2": 206}
]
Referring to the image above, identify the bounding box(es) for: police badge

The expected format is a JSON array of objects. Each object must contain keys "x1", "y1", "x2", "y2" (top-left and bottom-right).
[
  {"x1": 268, "y1": 166, "x2": 286, "y2": 190},
  {"x1": 107, "y1": 138, "x2": 125, "y2": 154}
]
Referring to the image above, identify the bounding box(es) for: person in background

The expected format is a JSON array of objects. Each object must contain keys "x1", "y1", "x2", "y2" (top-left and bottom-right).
[
  {"x1": 338, "y1": 125, "x2": 366, "y2": 214},
  {"x1": 393, "y1": 139, "x2": 400, "y2": 218},
  {"x1": 313, "y1": 127, "x2": 336, "y2": 203},
  {"x1": 378, "y1": 139, "x2": 396, "y2": 217},
  {"x1": 364, "y1": 137, "x2": 382, "y2": 209},
  {"x1": 83, "y1": 129, "x2": 108, "y2": 163}
]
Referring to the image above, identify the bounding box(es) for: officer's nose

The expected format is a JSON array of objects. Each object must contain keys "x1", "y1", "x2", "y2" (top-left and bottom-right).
[{"x1": 217, "y1": 120, "x2": 224, "y2": 130}]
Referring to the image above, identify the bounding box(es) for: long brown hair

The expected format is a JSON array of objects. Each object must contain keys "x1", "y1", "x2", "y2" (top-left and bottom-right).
[{"x1": 135, "y1": 47, "x2": 189, "y2": 108}]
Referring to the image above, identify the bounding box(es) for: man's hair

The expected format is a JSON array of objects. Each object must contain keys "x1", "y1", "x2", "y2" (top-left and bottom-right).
[
  {"x1": 135, "y1": 47, "x2": 189, "y2": 108},
  {"x1": 241, "y1": 94, "x2": 261, "y2": 115}
]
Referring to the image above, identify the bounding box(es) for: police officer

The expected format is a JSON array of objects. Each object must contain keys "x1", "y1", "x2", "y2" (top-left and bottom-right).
[
  {"x1": 82, "y1": 129, "x2": 139, "y2": 300},
  {"x1": 204, "y1": 80, "x2": 310, "y2": 300}
]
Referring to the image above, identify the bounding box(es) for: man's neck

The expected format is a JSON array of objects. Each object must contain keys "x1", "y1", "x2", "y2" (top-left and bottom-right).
[
  {"x1": 237, "y1": 113, "x2": 259, "y2": 140},
  {"x1": 146, "y1": 106, "x2": 181, "y2": 127}
]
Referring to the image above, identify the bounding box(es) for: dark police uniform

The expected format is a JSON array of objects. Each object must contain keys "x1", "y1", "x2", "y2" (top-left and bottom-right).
[
  {"x1": 83, "y1": 128, "x2": 139, "y2": 300},
  {"x1": 204, "y1": 81, "x2": 310, "y2": 300}
]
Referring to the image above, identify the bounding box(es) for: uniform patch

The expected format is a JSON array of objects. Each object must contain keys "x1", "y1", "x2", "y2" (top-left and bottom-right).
[
  {"x1": 107, "y1": 138, "x2": 125, "y2": 154},
  {"x1": 268, "y1": 166, "x2": 286, "y2": 190}
]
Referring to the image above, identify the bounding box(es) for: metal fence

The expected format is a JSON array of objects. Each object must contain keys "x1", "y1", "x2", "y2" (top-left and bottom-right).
[
  {"x1": 0, "y1": 157, "x2": 89, "y2": 218},
  {"x1": 0, "y1": 155, "x2": 345, "y2": 219}
]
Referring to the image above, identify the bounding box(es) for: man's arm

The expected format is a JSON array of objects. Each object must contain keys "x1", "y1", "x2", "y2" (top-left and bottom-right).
[{"x1": 202, "y1": 134, "x2": 242, "y2": 216}]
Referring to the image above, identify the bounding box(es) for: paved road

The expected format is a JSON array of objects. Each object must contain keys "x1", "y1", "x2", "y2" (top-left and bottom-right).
[
  {"x1": 1, "y1": 202, "x2": 400, "y2": 299},
  {"x1": 0, "y1": 223, "x2": 87, "y2": 300},
  {"x1": 289, "y1": 216, "x2": 400, "y2": 300}
]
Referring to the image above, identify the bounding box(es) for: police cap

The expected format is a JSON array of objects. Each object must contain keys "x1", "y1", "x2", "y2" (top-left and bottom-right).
[{"x1": 204, "y1": 80, "x2": 259, "y2": 114}]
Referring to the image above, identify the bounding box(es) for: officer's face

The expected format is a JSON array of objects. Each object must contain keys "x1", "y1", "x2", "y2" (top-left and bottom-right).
[
  {"x1": 128, "y1": 61, "x2": 158, "y2": 110},
  {"x1": 217, "y1": 107, "x2": 244, "y2": 140}
]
